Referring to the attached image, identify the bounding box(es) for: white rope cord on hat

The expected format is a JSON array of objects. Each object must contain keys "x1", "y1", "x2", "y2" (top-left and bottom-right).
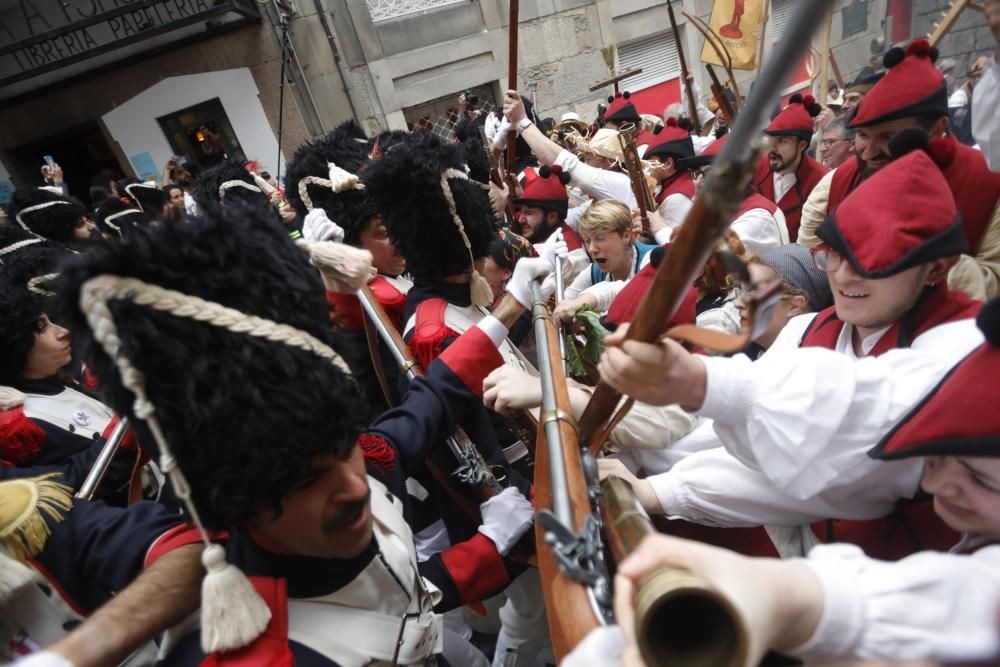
[
  {"x1": 296, "y1": 162, "x2": 365, "y2": 212},
  {"x1": 440, "y1": 168, "x2": 494, "y2": 307},
  {"x1": 78, "y1": 272, "x2": 367, "y2": 651},
  {"x1": 0, "y1": 238, "x2": 42, "y2": 261},
  {"x1": 27, "y1": 273, "x2": 59, "y2": 297},
  {"x1": 124, "y1": 182, "x2": 158, "y2": 212},
  {"x1": 217, "y1": 180, "x2": 263, "y2": 201},
  {"x1": 102, "y1": 208, "x2": 142, "y2": 239},
  {"x1": 14, "y1": 201, "x2": 72, "y2": 235}
]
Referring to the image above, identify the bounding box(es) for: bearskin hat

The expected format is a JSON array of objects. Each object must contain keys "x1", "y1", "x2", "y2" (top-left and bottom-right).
[
  {"x1": 453, "y1": 116, "x2": 491, "y2": 187},
  {"x1": 0, "y1": 275, "x2": 45, "y2": 385},
  {"x1": 93, "y1": 197, "x2": 152, "y2": 240},
  {"x1": 0, "y1": 232, "x2": 72, "y2": 300},
  {"x1": 193, "y1": 158, "x2": 269, "y2": 212},
  {"x1": 363, "y1": 129, "x2": 494, "y2": 284},
  {"x1": 284, "y1": 122, "x2": 375, "y2": 244},
  {"x1": 6, "y1": 188, "x2": 86, "y2": 245},
  {"x1": 53, "y1": 206, "x2": 365, "y2": 529}
]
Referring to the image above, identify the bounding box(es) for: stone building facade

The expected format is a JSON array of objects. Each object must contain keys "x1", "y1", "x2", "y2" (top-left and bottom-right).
[{"x1": 0, "y1": 0, "x2": 990, "y2": 199}]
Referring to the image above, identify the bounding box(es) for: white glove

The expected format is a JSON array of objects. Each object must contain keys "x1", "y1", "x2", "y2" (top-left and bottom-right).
[
  {"x1": 302, "y1": 208, "x2": 345, "y2": 244},
  {"x1": 506, "y1": 257, "x2": 555, "y2": 308},
  {"x1": 561, "y1": 626, "x2": 626, "y2": 667},
  {"x1": 537, "y1": 228, "x2": 569, "y2": 268},
  {"x1": 14, "y1": 652, "x2": 76, "y2": 667},
  {"x1": 478, "y1": 487, "x2": 534, "y2": 556},
  {"x1": 492, "y1": 115, "x2": 513, "y2": 151}
]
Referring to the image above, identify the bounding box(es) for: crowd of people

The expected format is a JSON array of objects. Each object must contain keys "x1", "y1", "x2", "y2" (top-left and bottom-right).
[{"x1": 2, "y1": 3, "x2": 1000, "y2": 666}]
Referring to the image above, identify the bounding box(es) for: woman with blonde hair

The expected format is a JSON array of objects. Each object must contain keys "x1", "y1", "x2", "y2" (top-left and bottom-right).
[{"x1": 554, "y1": 199, "x2": 657, "y2": 321}]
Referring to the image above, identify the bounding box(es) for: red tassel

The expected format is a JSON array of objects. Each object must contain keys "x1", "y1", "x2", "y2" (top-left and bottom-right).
[
  {"x1": 0, "y1": 407, "x2": 44, "y2": 465},
  {"x1": 928, "y1": 136, "x2": 957, "y2": 169},
  {"x1": 358, "y1": 434, "x2": 395, "y2": 470}
]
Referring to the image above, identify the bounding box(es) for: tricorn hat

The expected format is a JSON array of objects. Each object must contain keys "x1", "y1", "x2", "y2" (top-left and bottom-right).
[{"x1": 6, "y1": 189, "x2": 86, "y2": 245}]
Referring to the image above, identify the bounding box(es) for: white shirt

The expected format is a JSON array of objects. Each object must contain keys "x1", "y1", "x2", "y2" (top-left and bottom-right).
[
  {"x1": 792, "y1": 543, "x2": 1000, "y2": 662},
  {"x1": 731, "y1": 206, "x2": 790, "y2": 254},
  {"x1": 565, "y1": 246, "x2": 653, "y2": 312},
  {"x1": 773, "y1": 171, "x2": 797, "y2": 203},
  {"x1": 563, "y1": 542, "x2": 1000, "y2": 666},
  {"x1": 973, "y1": 55, "x2": 1000, "y2": 171},
  {"x1": 554, "y1": 149, "x2": 637, "y2": 209},
  {"x1": 643, "y1": 317, "x2": 984, "y2": 531},
  {"x1": 655, "y1": 191, "x2": 694, "y2": 231}
]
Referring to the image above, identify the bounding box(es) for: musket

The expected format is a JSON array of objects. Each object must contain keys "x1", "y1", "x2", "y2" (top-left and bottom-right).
[
  {"x1": 667, "y1": 0, "x2": 701, "y2": 132},
  {"x1": 577, "y1": 0, "x2": 833, "y2": 458},
  {"x1": 683, "y1": 11, "x2": 743, "y2": 110},
  {"x1": 600, "y1": 476, "x2": 747, "y2": 667},
  {"x1": 357, "y1": 285, "x2": 540, "y2": 563},
  {"x1": 706, "y1": 64, "x2": 736, "y2": 126},
  {"x1": 617, "y1": 122, "x2": 656, "y2": 236},
  {"x1": 75, "y1": 417, "x2": 129, "y2": 500},
  {"x1": 505, "y1": 0, "x2": 520, "y2": 184},
  {"x1": 356, "y1": 285, "x2": 507, "y2": 497},
  {"x1": 531, "y1": 279, "x2": 612, "y2": 660}
]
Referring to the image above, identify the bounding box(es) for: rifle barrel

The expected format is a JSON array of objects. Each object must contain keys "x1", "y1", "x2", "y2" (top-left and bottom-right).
[
  {"x1": 600, "y1": 476, "x2": 748, "y2": 667},
  {"x1": 75, "y1": 417, "x2": 129, "y2": 500}
]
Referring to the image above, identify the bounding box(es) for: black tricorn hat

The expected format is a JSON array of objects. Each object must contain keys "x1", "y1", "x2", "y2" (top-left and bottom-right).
[
  {"x1": 6, "y1": 188, "x2": 86, "y2": 245},
  {"x1": 121, "y1": 180, "x2": 167, "y2": 215},
  {"x1": 93, "y1": 197, "x2": 152, "y2": 240},
  {"x1": 193, "y1": 158, "x2": 269, "y2": 212}
]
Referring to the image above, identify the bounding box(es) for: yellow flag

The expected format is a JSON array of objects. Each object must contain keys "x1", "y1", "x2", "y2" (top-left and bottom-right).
[{"x1": 700, "y1": 0, "x2": 765, "y2": 70}]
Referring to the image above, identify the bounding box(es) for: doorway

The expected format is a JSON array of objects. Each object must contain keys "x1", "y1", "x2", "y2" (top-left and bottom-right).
[
  {"x1": 7, "y1": 122, "x2": 125, "y2": 207},
  {"x1": 156, "y1": 98, "x2": 247, "y2": 176}
]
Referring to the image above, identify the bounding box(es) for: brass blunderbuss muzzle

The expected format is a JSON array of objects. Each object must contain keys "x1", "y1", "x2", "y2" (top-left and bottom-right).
[{"x1": 600, "y1": 475, "x2": 749, "y2": 667}]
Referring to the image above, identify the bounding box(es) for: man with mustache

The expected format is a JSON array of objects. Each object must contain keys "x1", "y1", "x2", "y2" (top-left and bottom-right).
[
  {"x1": 47, "y1": 202, "x2": 547, "y2": 666},
  {"x1": 751, "y1": 93, "x2": 829, "y2": 242},
  {"x1": 798, "y1": 40, "x2": 1000, "y2": 300}
]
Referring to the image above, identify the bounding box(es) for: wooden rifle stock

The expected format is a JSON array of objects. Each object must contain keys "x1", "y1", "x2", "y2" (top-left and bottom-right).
[
  {"x1": 505, "y1": 0, "x2": 520, "y2": 177},
  {"x1": 577, "y1": 0, "x2": 834, "y2": 457},
  {"x1": 600, "y1": 476, "x2": 748, "y2": 667},
  {"x1": 667, "y1": 0, "x2": 700, "y2": 132},
  {"x1": 706, "y1": 64, "x2": 736, "y2": 126},
  {"x1": 356, "y1": 286, "x2": 537, "y2": 563},
  {"x1": 531, "y1": 282, "x2": 608, "y2": 659}
]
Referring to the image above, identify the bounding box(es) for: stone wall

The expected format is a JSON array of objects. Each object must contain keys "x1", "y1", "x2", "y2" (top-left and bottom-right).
[{"x1": 912, "y1": 0, "x2": 993, "y2": 88}]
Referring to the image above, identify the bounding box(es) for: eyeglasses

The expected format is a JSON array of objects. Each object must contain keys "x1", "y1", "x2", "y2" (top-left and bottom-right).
[
  {"x1": 810, "y1": 245, "x2": 844, "y2": 272},
  {"x1": 820, "y1": 138, "x2": 850, "y2": 147},
  {"x1": 689, "y1": 168, "x2": 710, "y2": 179},
  {"x1": 739, "y1": 276, "x2": 782, "y2": 300}
]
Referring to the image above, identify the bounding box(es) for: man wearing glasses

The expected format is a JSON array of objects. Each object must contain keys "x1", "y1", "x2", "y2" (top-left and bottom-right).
[
  {"x1": 592, "y1": 138, "x2": 984, "y2": 561},
  {"x1": 819, "y1": 116, "x2": 855, "y2": 169}
]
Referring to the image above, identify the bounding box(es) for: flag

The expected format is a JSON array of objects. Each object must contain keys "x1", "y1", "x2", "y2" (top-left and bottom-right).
[{"x1": 700, "y1": 0, "x2": 765, "y2": 70}]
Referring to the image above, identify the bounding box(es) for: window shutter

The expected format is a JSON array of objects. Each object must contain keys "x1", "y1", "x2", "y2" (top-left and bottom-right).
[{"x1": 616, "y1": 30, "x2": 681, "y2": 92}]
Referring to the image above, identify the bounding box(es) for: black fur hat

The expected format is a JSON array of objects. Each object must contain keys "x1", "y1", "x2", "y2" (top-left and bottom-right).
[
  {"x1": 6, "y1": 188, "x2": 86, "y2": 244},
  {"x1": 363, "y1": 129, "x2": 494, "y2": 293},
  {"x1": 0, "y1": 274, "x2": 45, "y2": 385},
  {"x1": 0, "y1": 232, "x2": 72, "y2": 300},
  {"x1": 453, "y1": 116, "x2": 492, "y2": 187},
  {"x1": 121, "y1": 180, "x2": 167, "y2": 216},
  {"x1": 193, "y1": 158, "x2": 268, "y2": 212},
  {"x1": 53, "y1": 205, "x2": 365, "y2": 530},
  {"x1": 93, "y1": 197, "x2": 152, "y2": 240},
  {"x1": 284, "y1": 122, "x2": 375, "y2": 244}
]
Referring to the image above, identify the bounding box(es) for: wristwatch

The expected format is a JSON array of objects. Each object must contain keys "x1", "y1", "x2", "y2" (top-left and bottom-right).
[{"x1": 514, "y1": 118, "x2": 534, "y2": 135}]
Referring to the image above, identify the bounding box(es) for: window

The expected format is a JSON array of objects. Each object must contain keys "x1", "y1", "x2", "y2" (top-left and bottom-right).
[
  {"x1": 770, "y1": 0, "x2": 796, "y2": 43},
  {"x1": 616, "y1": 30, "x2": 681, "y2": 92},
  {"x1": 366, "y1": 0, "x2": 465, "y2": 23}
]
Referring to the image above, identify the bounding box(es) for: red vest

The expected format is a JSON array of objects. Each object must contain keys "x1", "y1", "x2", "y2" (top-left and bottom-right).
[
  {"x1": 326, "y1": 276, "x2": 407, "y2": 333},
  {"x1": 800, "y1": 284, "x2": 983, "y2": 560},
  {"x1": 655, "y1": 171, "x2": 696, "y2": 206},
  {"x1": 828, "y1": 139, "x2": 1000, "y2": 253},
  {"x1": 753, "y1": 153, "x2": 829, "y2": 243},
  {"x1": 735, "y1": 193, "x2": 779, "y2": 219}
]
